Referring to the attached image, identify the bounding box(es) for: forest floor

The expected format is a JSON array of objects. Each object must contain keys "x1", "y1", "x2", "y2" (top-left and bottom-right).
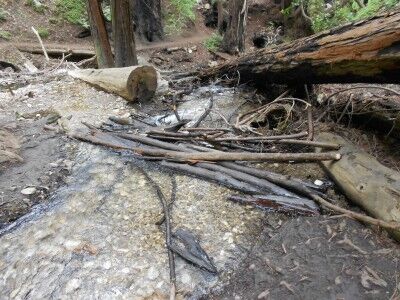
[{"x1": 1, "y1": 0, "x2": 400, "y2": 299}]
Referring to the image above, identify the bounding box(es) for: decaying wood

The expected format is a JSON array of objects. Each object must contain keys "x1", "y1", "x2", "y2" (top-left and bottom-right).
[
  {"x1": 317, "y1": 132, "x2": 400, "y2": 241},
  {"x1": 228, "y1": 194, "x2": 319, "y2": 216},
  {"x1": 222, "y1": 0, "x2": 248, "y2": 53},
  {"x1": 75, "y1": 131, "x2": 341, "y2": 162},
  {"x1": 72, "y1": 126, "x2": 400, "y2": 233},
  {"x1": 0, "y1": 44, "x2": 38, "y2": 72},
  {"x1": 87, "y1": 0, "x2": 114, "y2": 68},
  {"x1": 68, "y1": 66, "x2": 158, "y2": 102},
  {"x1": 201, "y1": 9, "x2": 400, "y2": 84},
  {"x1": 321, "y1": 86, "x2": 400, "y2": 138},
  {"x1": 16, "y1": 45, "x2": 96, "y2": 59}
]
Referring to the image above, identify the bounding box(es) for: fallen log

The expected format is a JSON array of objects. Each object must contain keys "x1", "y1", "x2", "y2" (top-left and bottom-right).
[
  {"x1": 0, "y1": 44, "x2": 37, "y2": 72},
  {"x1": 68, "y1": 66, "x2": 158, "y2": 102},
  {"x1": 317, "y1": 132, "x2": 400, "y2": 241},
  {"x1": 200, "y1": 9, "x2": 400, "y2": 84}
]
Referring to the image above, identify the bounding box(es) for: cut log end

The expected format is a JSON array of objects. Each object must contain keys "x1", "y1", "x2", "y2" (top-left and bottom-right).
[
  {"x1": 68, "y1": 65, "x2": 159, "y2": 102},
  {"x1": 128, "y1": 66, "x2": 158, "y2": 102}
]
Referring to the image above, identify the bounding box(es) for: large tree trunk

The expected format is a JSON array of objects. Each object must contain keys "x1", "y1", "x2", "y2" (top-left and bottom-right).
[
  {"x1": 87, "y1": 0, "x2": 114, "y2": 68},
  {"x1": 111, "y1": 0, "x2": 138, "y2": 67},
  {"x1": 222, "y1": 0, "x2": 248, "y2": 54},
  {"x1": 317, "y1": 132, "x2": 400, "y2": 242},
  {"x1": 217, "y1": 0, "x2": 226, "y2": 34},
  {"x1": 131, "y1": 0, "x2": 163, "y2": 42},
  {"x1": 202, "y1": 9, "x2": 400, "y2": 84}
]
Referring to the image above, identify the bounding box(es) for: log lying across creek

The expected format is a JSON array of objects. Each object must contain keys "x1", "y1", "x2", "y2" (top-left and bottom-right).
[
  {"x1": 317, "y1": 132, "x2": 400, "y2": 241},
  {"x1": 68, "y1": 66, "x2": 158, "y2": 102},
  {"x1": 200, "y1": 9, "x2": 400, "y2": 84}
]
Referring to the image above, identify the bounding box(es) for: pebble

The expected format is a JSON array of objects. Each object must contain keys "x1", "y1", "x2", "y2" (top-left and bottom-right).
[
  {"x1": 147, "y1": 266, "x2": 159, "y2": 280},
  {"x1": 20, "y1": 187, "x2": 37, "y2": 195},
  {"x1": 103, "y1": 261, "x2": 112, "y2": 269},
  {"x1": 65, "y1": 278, "x2": 81, "y2": 293},
  {"x1": 314, "y1": 179, "x2": 324, "y2": 186}
]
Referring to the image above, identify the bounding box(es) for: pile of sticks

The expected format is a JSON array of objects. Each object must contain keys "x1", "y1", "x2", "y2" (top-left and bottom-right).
[{"x1": 72, "y1": 123, "x2": 400, "y2": 231}]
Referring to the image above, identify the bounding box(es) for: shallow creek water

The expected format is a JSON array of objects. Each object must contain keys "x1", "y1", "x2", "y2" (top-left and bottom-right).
[{"x1": 0, "y1": 75, "x2": 265, "y2": 298}]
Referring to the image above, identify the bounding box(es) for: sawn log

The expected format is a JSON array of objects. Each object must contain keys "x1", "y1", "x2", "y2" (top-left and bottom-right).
[
  {"x1": 317, "y1": 132, "x2": 400, "y2": 241},
  {"x1": 201, "y1": 9, "x2": 400, "y2": 84},
  {"x1": 68, "y1": 66, "x2": 158, "y2": 102}
]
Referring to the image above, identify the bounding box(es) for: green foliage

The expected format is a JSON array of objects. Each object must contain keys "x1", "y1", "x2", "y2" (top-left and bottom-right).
[
  {"x1": 283, "y1": 0, "x2": 400, "y2": 33},
  {"x1": 0, "y1": 8, "x2": 7, "y2": 21},
  {"x1": 165, "y1": 0, "x2": 197, "y2": 34},
  {"x1": 56, "y1": 0, "x2": 88, "y2": 28},
  {"x1": 0, "y1": 30, "x2": 12, "y2": 40},
  {"x1": 37, "y1": 27, "x2": 50, "y2": 38},
  {"x1": 26, "y1": 0, "x2": 47, "y2": 13},
  {"x1": 204, "y1": 33, "x2": 223, "y2": 51}
]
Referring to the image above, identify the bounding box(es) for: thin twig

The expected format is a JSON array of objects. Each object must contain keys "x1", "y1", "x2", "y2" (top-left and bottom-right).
[
  {"x1": 304, "y1": 85, "x2": 314, "y2": 140},
  {"x1": 135, "y1": 167, "x2": 176, "y2": 300},
  {"x1": 191, "y1": 93, "x2": 214, "y2": 128},
  {"x1": 31, "y1": 26, "x2": 49, "y2": 62}
]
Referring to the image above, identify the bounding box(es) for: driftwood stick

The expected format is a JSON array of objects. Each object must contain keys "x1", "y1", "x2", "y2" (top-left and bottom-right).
[
  {"x1": 191, "y1": 93, "x2": 214, "y2": 128},
  {"x1": 31, "y1": 26, "x2": 49, "y2": 62},
  {"x1": 135, "y1": 167, "x2": 176, "y2": 299},
  {"x1": 304, "y1": 85, "x2": 314, "y2": 140},
  {"x1": 184, "y1": 127, "x2": 232, "y2": 132},
  {"x1": 75, "y1": 132, "x2": 341, "y2": 162},
  {"x1": 213, "y1": 132, "x2": 308, "y2": 142},
  {"x1": 310, "y1": 194, "x2": 400, "y2": 231},
  {"x1": 197, "y1": 162, "x2": 301, "y2": 198},
  {"x1": 161, "y1": 161, "x2": 261, "y2": 194},
  {"x1": 115, "y1": 133, "x2": 325, "y2": 191},
  {"x1": 228, "y1": 194, "x2": 319, "y2": 216},
  {"x1": 266, "y1": 139, "x2": 340, "y2": 149},
  {"x1": 219, "y1": 161, "x2": 324, "y2": 194}
]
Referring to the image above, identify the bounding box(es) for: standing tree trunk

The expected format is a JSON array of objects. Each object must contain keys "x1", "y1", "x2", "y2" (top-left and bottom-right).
[
  {"x1": 112, "y1": 0, "x2": 138, "y2": 67},
  {"x1": 131, "y1": 0, "x2": 163, "y2": 42},
  {"x1": 87, "y1": 0, "x2": 114, "y2": 68},
  {"x1": 217, "y1": 0, "x2": 226, "y2": 34},
  {"x1": 222, "y1": 0, "x2": 248, "y2": 54}
]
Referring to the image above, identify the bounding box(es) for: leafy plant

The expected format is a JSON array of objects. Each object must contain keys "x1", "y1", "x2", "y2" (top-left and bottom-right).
[
  {"x1": 56, "y1": 0, "x2": 88, "y2": 28},
  {"x1": 283, "y1": 0, "x2": 400, "y2": 33},
  {"x1": 165, "y1": 0, "x2": 197, "y2": 34},
  {"x1": 0, "y1": 8, "x2": 7, "y2": 21},
  {"x1": 37, "y1": 27, "x2": 50, "y2": 38},
  {"x1": 0, "y1": 30, "x2": 12, "y2": 40},
  {"x1": 204, "y1": 33, "x2": 223, "y2": 51},
  {"x1": 26, "y1": 0, "x2": 46, "y2": 13}
]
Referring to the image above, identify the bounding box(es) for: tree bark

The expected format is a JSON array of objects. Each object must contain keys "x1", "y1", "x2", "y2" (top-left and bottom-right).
[
  {"x1": 112, "y1": 0, "x2": 138, "y2": 67},
  {"x1": 217, "y1": 0, "x2": 226, "y2": 34},
  {"x1": 87, "y1": 0, "x2": 114, "y2": 68},
  {"x1": 68, "y1": 66, "x2": 158, "y2": 102},
  {"x1": 131, "y1": 0, "x2": 163, "y2": 42},
  {"x1": 222, "y1": 0, "x2": 248, "y2": 54},
  {"x1": 317, "y1": 132, "x2": 400, "y2": 242},
  {"x1": 202, "y1": 9, "x2": 400, "y2": 84}
]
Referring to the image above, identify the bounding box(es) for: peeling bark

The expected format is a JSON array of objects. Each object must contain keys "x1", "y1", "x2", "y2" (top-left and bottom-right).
[{"x1": 203, "y1": 9, "x2": 400, "y2": 84}]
